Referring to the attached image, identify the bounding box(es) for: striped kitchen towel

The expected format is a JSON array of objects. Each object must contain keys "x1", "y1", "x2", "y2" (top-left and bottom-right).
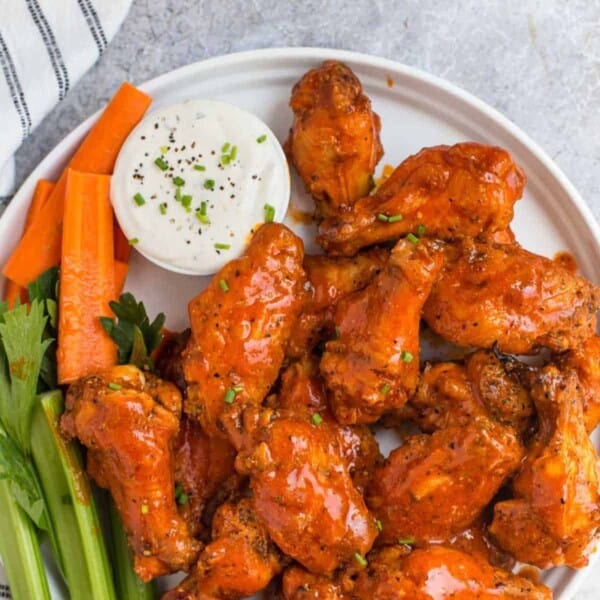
[{"x1": 0, "y1": 0, "x2": 132, "y2": 209}]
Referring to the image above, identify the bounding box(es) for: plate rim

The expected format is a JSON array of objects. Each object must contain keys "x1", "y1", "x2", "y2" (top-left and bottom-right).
[{"x1": 1, "y1": 46, "x2": 598, "y2": 599}]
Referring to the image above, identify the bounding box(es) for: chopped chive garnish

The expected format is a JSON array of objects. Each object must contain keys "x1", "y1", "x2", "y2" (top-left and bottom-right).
[
  {"x1": 398, "y1": 536, "x2": 416, "y2": 545},
  {"x1": 204, "y1": 179, "x2": 215, "y2": 190},
  {"x1": 380, "y1": 383, "x2": 391, "y2": 395},
  {"x1": 181, "y1": 195, "x2": 193, "y2": 210},
  {"x1": 312, "y1": 412, "x2": 324, "y2": 426},
  {"x1": 175, "y1": 186, "x2": 182, "y2": 202},
  {"x1": 230, "y1": 145, "x2": 237, "y2": 160},
  {"x1": 417, "y1": 224, "x2": 427, "y2": 236},
  {"x1": 194, "y1": 164, "x2": 206, "y2": 171},
  {"x1": 221, "y1": 154, "x2": 231, "y2": 165},
  {"x1": 375, "y1": 519, "x2": 383, "y2": 532},
  {"x1": 134, "y1": 193, "x2": 146, "y2": 206},
  {"x1": 401, "y1": 350, "x2": 414, "y2": 363},
  {"x1": 159, "y1": 203, "x2": 167, "y2": 215},
  {"x1": 388, "y1": 214, "x2": 403, "y2": 223},
  {"x1": 406, "y1": 233, "x2": 419, "y2": 244},
  {"x1": 160, "y1": 145, "x2": 168, "y2": 154},
  {"x1": 219, "y1": 279, "x2": 229, "y2": 292},
  {"x1": 264, "y1": 203, "x2": 276, "y2": 223},
  {"x1": 154, "y1": 157, "x2": 168, "y2": 170},
  {"x1": 354, "y1": 553, "x2": 367, "y2": 567},
  {"x1": 377, "y1": 213, "x2": 389, "y2": 222},
  {"x1": 221, "y1": 142, "x2": 230, "y2": 153},
  {"x1": 257, "y1": 134, "x2": 267, "y2": 144},
  {"x1": 177, "y1": 493, "x2": 189, "y2": 505},
  {"x1": 129, "y1": 238, "x2": 139, "y2": 246},
  {"x1": 224, "y1": 386, "x2": 241, "y2": 404},
  {"x1": 195, "y1": 206, "x2": 210, "y2": 224},
  {"x1": 107, "y1": 382, "x2": 122, "y2": 391},
  {"x1": 173, "y1": 176, "x2": 185, "y2": 187},
  {"x1": 214, "y1": 243, "x2": 231, "y2": 250}
]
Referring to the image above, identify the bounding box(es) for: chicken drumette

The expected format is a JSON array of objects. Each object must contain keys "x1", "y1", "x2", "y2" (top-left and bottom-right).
[
  {"x1": 234, "y1": 407, "x2": 378, "y2": 575},
  {"x1": 423, "y1": 239, "x2": 600, "y2": 354},
  {"x1": 287, "y1": 60, "x2": 383, "y2": 219},
  {"x1": 317, "y1": 143, "x2": 525, "y2": 256},
  {"x1": 183, "y1": 223, "x2": 306, "y2": 438},
  {"x1": 61, "y1": 365, "x2": 199, "y2": 581},
  {"x1": 489, "y1": 366, "x2": 600, "y2": 568},
  {"x1": 320, "y1": 238, "x2": 443, "y2": 424}
]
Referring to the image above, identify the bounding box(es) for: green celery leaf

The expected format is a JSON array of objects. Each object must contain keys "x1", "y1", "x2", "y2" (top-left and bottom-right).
[
  {"x1": 0, "y1": 424, "x2": 49, "y2": 530},
  {"x1": 0, "y1": 301, "x2": 50, "y2": 452},
  {"x1": 26, "y1": 268, "x2": 59, "y2": 392}
]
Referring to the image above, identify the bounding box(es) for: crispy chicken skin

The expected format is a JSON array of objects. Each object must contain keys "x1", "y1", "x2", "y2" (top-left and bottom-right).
[
  {"x1": 320, "y1": 239, "x2": 443, "y2": 424},
  {"x1": 489, "y1": 367, "x2": 600, "y2": 568},
  {"x1": 173, "y1": 417, "x2": 237, "y2": 537},
  {"x1": 183, "y1": 223, "x2": 306, "y2": 438},
  {"x1": 287, "y1": 60, "x2": 383, "y2": 219},
  {"x1": 163, "y1": 499, "x2": 281, "y2": 600},
  {"x1": 423, "y1": 239, "x2": 600, "y2": 354},
  {"x1": 287, "y1": 249, "x2": 389, "y2": 358},
  {"x1": 235, "y1": 408, "x2": 378, "y2": 575},
  {"x1": 317, "y1": 143, "x2": 525, "y2": 256},
  {"x1": 554, "y1": 335, "x2": 600, "y2": 432},
  {"x1": 367, "y1": 419, "x2": 523, "y2": 545},
  {"x1": 352, "y1": 546, "x2": 551, "y2": 599},
  {"x1": 277, "y1": 357, "x2": 382, "y2": 492},
  {"x1": 411, "y1": 350, "x2": 534, "y2": 436},
  {"x1": 61, "y1": 365, "x2": 199, "y2": 581}
]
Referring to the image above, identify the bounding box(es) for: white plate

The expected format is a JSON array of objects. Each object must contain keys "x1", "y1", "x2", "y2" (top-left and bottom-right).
[{"x1": 1, "y1": 47, "x2": 598, "y2": 599}]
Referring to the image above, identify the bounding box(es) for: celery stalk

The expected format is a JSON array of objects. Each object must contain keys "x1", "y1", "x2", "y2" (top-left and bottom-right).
[
  {"x1": 30, "y1": 391, "x2": 116, "y2": 600},
  {"x1": 0, "y1": 479, "x2": 50, "y2": 600},
  {"x1": 109, "y1": 500, "x2": 155, "y2": 599}
]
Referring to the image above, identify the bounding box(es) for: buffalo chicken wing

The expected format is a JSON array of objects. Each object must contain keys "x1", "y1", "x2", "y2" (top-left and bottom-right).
[
  {"x1": 423, "y1": 239, "x2": 599, "y2": 354},
  {"x1": 61, "y1": 365, "x2": 199, "y2": 581},
  {"x1": 317, "y1": 143, "x2": 525, "y2": 256},
  {"x1": 320, "y1": 238, "x2": 443, "y2": 424},
  {"x1": 489, "y1": 367, "x2": 600, "y2": 568},
  {"x1": 287, "y1": 60, "x2": 383, "y2": 219},
  {"x1": 183, "y1": 223, "x2": 306, "y2": 438}
]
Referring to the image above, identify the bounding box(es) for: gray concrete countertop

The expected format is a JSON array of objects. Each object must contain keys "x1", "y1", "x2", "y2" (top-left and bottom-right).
[{"x1": 10, "y1": 1, "x2": 600, "y2": 597}]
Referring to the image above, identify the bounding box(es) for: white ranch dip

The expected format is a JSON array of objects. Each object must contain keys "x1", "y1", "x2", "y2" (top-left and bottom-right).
[{"x1": 111, "y1": 99, "x2": 290, "y2": 275}]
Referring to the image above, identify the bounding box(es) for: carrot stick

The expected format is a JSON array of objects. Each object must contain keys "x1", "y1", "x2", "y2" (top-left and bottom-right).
[
  {"x1": 3, "y1": 180, "x2": 55, "y2": 307},
  {"x1": 114, "y1": 260, "x2": 129, "y2": 296},
  {"x1": 57, "y1": 170, "x2": 116, "y2": 384},
  {"x1": 3, "y1": 83, "x2": 151, "y2": 288}
]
